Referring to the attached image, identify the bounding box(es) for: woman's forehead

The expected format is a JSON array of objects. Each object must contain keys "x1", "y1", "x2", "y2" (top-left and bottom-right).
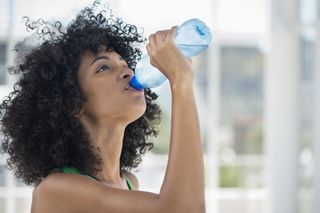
[{"x1": 81, "y1": 49, "x2": 122, "y2": 62}]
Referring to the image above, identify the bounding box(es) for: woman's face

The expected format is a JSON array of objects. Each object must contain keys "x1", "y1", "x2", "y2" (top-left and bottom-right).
[{"x1": 77, "y1": 49, "x2": 146, "y2": 125}]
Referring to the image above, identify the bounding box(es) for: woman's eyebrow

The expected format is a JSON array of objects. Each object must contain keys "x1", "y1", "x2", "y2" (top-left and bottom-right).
[{"x1": 90, "y1": 55, "x2": 126, "y2": 66}]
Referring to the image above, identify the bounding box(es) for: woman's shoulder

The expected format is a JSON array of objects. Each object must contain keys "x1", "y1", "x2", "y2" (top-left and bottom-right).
[
  {"x1": 31, "y1": 172, "x2": 144, "y2": 213},
  {"x1": 31, "y1": 174, "x2": 166, "y2": 213},
  {"x1": 31, "y1": 172, "x2": 93, "y2": 212},
  {"x1": 32, "y1": 170, "x2": 139, "y2": 196},
  {"x1": 37, "y1": 169, "x2": 139, "y2": 191},
  {"x1": 32, "y1": 172, "x2": 112, "y2": 213}
]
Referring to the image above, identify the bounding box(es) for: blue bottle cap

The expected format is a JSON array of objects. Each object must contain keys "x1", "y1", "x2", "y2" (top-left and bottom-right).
[{"x1": 129, "y1": 75, "x2": 144, "y2": 90}]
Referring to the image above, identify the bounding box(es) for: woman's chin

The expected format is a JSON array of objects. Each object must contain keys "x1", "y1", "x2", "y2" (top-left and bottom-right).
[{"x1": 127, "y1": 107, "x2": 146, "y2": 124}]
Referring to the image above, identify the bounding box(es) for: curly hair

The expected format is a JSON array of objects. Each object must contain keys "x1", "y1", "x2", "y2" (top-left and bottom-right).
[{"x1": 0, "y1": 0, "x2": 161, "y2": 187}]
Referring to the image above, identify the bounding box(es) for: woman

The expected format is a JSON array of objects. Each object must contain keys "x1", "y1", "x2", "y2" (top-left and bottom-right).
[{"x1": 0, "y1": 1, "x2": 205, "y2": 212}]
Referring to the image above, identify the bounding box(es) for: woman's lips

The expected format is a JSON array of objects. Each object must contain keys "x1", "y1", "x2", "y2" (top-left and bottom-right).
[
  {"x1": 125, "y1": 84, "x2": 139, "y2": 91},
  {"x1": 124, "y1": 84, "x2": 144, "y2": 93}
]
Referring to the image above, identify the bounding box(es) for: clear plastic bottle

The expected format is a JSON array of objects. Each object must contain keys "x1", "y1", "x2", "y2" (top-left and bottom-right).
[{"x1": 129, "y1": 18, "x2": 213, "y2": 90}]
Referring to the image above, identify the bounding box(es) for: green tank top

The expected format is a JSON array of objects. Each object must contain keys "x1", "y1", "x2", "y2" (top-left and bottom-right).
[{"x1": 50, "y1": 166, "x2": 134, "y2": 190}]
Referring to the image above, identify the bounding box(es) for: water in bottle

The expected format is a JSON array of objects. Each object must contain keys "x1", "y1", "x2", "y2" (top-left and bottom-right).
[{"x1": 129, "y1": 18, "x2": 213, "y2": 90}]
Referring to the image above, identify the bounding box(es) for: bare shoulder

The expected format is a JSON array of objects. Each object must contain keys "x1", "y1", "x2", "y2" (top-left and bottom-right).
[
  {"x1": 31, "y1": 172, "x2": 106, "y2": 213},
  {"x1": 31, "y1": 172, "x2": 163, "y2": 213},
  {"x1": 124, "y1": 171, "x2": 139, "y2": 190}
]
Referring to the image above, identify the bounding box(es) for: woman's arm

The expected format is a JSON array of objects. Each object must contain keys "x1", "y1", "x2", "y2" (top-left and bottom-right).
[
  {"x1": 147, "y1": 26, "x2": 205, "y2": 212},
  {"x1": 159, "y1": 82, "x2": 205, "y2": 212}
]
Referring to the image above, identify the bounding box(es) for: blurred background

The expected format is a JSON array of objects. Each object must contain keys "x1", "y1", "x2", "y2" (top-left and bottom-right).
[{"x1": 0, "y1": 0, "x2": 319, "y2": 212}]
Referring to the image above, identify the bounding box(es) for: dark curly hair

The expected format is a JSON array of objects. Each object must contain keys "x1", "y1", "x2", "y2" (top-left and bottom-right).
[{"x1": 0, "y1": 0, "x2": 161, "y2": 187}]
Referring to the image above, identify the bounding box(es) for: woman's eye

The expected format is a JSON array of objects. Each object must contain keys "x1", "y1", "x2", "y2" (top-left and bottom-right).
[{"x1": 96, "y1": 65, "x2": 110, "y2": 73}]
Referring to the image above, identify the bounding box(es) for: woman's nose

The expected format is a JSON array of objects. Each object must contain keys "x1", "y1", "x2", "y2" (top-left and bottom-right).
[{"x1": 121, "y1": 67, "x2": 134, "y2": 80}]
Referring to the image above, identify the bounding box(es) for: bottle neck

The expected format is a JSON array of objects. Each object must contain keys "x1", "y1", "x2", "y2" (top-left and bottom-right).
[{"x1": 129, "y1": 75, "x2": 145, "y2": 90}]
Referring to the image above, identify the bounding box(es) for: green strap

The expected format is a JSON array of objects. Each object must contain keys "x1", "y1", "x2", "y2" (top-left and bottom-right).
[
  {"x1": 125, "y1": 177, "x2": 134, "y2": 190},
  {"x1": 50, "y1": 166, "x2": 98, "y2": 181},
  {"x1": 50, "y1": 166, "x2": 134, "y2": 190}
]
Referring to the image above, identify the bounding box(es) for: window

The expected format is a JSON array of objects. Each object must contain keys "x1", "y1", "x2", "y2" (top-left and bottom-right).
[
  {"x1": 0, "y1": 43, "x2": 6, "y2": 84},
  {"x1": 219, "y1": 46, "x2": 264, "y2": 188},
  {"x1": 0, "y1": 165, "x2": 5, "y2": 187}
]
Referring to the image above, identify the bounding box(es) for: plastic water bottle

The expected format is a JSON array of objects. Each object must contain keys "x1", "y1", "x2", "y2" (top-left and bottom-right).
[{"x1": 129, "y1": 18, "x2": 212, "y2": 90}]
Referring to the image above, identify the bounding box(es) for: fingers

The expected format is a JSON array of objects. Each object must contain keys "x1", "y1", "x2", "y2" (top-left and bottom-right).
[
  {"x1": 148, "y1": 30, "x2": 168, "y2": 50},
  {"x1": 148, "y1": 34, "x2": 156, "y2": 51},
  {"x1": 166, "y1": 26, "x2": 178, "y2": 43},
  {"x1": 146, "y1": 26, "x2": 177, "y2": 55},
  {"x1": 155, "y1": 30, "x2": 168, "y2": 46},
  {"x1": 146, "y1": 43, "x2": 152, "y2": 56}
]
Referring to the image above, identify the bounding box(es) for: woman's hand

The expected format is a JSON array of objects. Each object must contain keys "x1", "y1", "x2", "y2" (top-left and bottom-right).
[{"x1": 146, "y1": 26, "x2": 194, "y2": 88}]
